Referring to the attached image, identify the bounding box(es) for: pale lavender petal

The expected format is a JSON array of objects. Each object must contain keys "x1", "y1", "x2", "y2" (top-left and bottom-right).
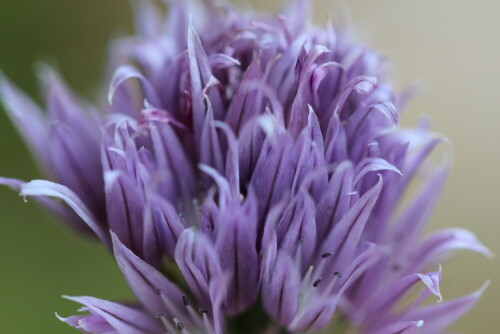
[
  {"x1": 215, "y1": 199, "x2": 260, "y2": 315},
  {"x1": 407, "y1": 282, "x2": 490, "y2": 334},
  {"x1": 175, "y1": 228, "x2": 222, "y2": 305},
  {"x1": 60, "y1": 296, "x2": 163, "y2": 334},
  {"x1": 20, "y1": 180, "x2": 108, "y2": 246},
  {"x1": 111, "y1": 233, "x2": 185, "y2": 317},
  {"x1": 109, "y1": 65, "x2": 160, "y2": 108},
  {"x1": 320, "y1": 176, "x2": 383, "y2": 272},
  {"x1": 365, "y1": 320, "x2": 424, "y2": 334},
  {"x1": 315, "y1": 161, "x2": 354, "y2": 240},
  {"x1": 0, "y1": 74, "x2": 50, "y2": 170},
  {"x1": 225, "y1": 57, "x2": 262, "y2": 134},
  {"x1": 410, "y1": 228, "x2": 493, "y2": 272},
  {"x1": 262, "y1": 252, "x2": 300, "y2": 325}
]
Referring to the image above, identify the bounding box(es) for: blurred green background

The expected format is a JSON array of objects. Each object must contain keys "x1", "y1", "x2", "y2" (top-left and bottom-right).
[
  {"x1": 0, "y1": 1, "x2": 134, "y2": 333},
  {"x1": 0, "y1": 0, "x2": 498, "y2": 333}
]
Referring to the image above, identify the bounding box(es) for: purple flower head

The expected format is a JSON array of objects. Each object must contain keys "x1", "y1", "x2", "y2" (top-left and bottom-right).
[{"x1": 1, "y1": 0, "x2": 492, "y2": 333}]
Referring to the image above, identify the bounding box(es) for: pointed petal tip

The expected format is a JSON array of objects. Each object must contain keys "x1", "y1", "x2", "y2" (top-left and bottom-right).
[
  {"x1": 110, "y1": 230, "x2": 124, "y2": 254},
  {"x1": 257, "y1": 113, "x2": 280, "y2": 136},
  {"x1": 476, "y1": 279, "x2": 491, "y2": 296},
  {"x1": 54, "y1": 312, "x2": 65, "y2": 322},
  {"x1": 20, "y1": 179, "x2": 109, "y2": 246},
  {"x1": 466, "y1": 232, "x2": 494, "y2": 260},
  {"x1": 483, "y1": 248, "x2": 495, "y2": 260},
  {"x1": 103, "y1": 170, "x2": 123, "y2": 194},
  {"x1": 187, "y1": 14, "x2": 198, "y2": 45},
  {"x1": 418, "y1": 265, "x2": 443, "y2": 303},
  {"x1": 441, "y1": 136, "x2": 452, "y2": 145},
  {"x1": 0, "y1": 70, "x2": 9, "y2": 92},
  {"x1": 108, "y1": 65, "x2": 160, "y2": 107},
  {"x1": 35, "y1": 62, "x2": 57, "y2": 83},
  {"x1": 0, "y1": 177, "x2": 24, "y2": 191},
  {"x1": 62, "y1": 294, "x2": 80, "y2": 302}
]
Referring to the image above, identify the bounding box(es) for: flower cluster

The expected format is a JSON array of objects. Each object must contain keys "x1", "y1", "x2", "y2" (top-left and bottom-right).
[{"x1": 0, "y1": 0, "x2": 491, "y2": 333}]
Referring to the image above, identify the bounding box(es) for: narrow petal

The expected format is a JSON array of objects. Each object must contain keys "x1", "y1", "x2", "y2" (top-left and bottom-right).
[
  {"x1": 276, "y1": 190, "x2": 316, "y2": 268},
  {"x1": 109, "y1": 65, "x2": 160, "y2": 108},
  {"x1": 148, "y1": 193, "x2": 185, "y2": 259},
  {"x1": 112, "y1": 233, "x2": 186, "y2": 317},
  {"x1": 407, "y1": 282, "x2": 490, "y2": 334},
  {"x1": 175, "y1": 228, "x2": 223, "y2": 306},
  {"x1": 353, "y1": 157, "x2": 402, "y2": 186},
  {"x1": 250, "y1": 133, "x2": 295, "y2": 230},
  {"x1": 262, "y1": 252, "x2": 300, "y2": 326},
  {"x1": 0, "y1": 74, "x2": 50, "y2": 170},
  {"x1": 188, "y1": 21, "x2": 223, "y2": 140},
  {"x1": 315, "y1": 161, "x2": 354, "y2": 241},
  {"x1": 366, "y1": 320, "x2": 424, "y2": 334},
  {"x1": 20, "y1": 180, "x2": 108, "y2": 246},
  {"x1": 409, "y1": 228, "x2": 493, "y2": 273},
  {"x1": 215, "y1": 200, "x2": 260, "y2": 314},
  {"x1": 61, "y1": 296, "x2": 162, "y2": 334},
  {"x1": 391, "y1": 165, "x2": 449, "y2": 268},
  {"x1": 320, "y1": 176, "x2": 383, "y2": 272}
]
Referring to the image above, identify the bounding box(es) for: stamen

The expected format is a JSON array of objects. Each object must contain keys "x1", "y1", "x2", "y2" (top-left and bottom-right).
[
  {"x1": 301, "y1": 266, "x2": 314, "y2": 290},
  {"x1": 155, "y1": 312, "x2": 166, "y2": 319},
  {"x1": 157, "y1": 289, "x2": 190, "y2": 328},
  {"x1": 321, "y1": 252, "x2": 333, "y2": 258},
  {"x1": 182, "y1": 295, "x2": 189, "y2": 306},
  {"x1": 295, "y1": 238, "x2": 305, "y2": 246},
  {"x1": 190, "y1": 198, "x2": 201, "y2": 226},
  {"x1": 202, "y1": 312, "x2": 214, "y2": 334},
  {"x1": 199, "y1": 308, "x2": 209, "y2": 314},
  {"x1": 186, "y1": 304, "x2": 205, "y2": 328},
  {"x1": 174, "y1": 318, "x2": 184, "y2": 332},
  {"x1": 155, "y1": 312, "x2": 175, "y2": 333},
  {"x1": 298, "y1": 266, "x2": 315, "y2": 306},
  {"x1": 334, "y1": 271, "x2": 342, "y2": 278},
  {"x1": 294, "y1": 239, "x2": 304, "y2": 272},
  {"x1": 313, "y1": 277, "x2": 322, "y2": 288}
]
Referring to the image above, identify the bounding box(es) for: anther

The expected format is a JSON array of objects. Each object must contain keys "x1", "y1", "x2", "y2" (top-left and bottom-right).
[
  {"x1": 155, "y1": 312, "x2": 166, "y2": 319},
  {"x1": 258, "y1": 250, "x2": 264, "y2": 262},
  {"x1": 313, "y1": 277, "x2": 322, "y2": 288},
  {"x1": 295, "y1": 239, "x2": 305, "y2": 246},
  {"x1": 174, "y1": 318, "x2": 184, "y2": 332},
  {"x1": 321, "y1": 252, "x2": 333, "y2": 258},
  {"x1": 182, "y1": 295, "x2": 189, "y2": 306},
  {"x1": 199, "y1": 308, "x2": 209, "y2": 314},
  {"x1": 391, "y1": 264, "x2": 401, "y2": 271},
  {"x1": 333, "y1": 272, "x2": 342, "y2": 278}
]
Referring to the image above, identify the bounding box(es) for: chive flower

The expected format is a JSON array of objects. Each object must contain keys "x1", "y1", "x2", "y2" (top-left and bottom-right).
[{"x1": 0, "y1": 0, "x2": 491, "y2": 333}]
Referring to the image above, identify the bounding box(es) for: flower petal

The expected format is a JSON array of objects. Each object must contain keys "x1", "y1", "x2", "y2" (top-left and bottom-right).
[
  {"x1": 112, "y1": 233, "x2": 186, "y2": 317},
  {"x1": 20, "y1": 180, "x2": 108, "y2": 246},
  {"x1": 60, "y1": 296, "x2": 162, "y2": 334},
  {"x1": 262, "y1": 252, "x2": 300, "y2": 326},
  {"x1": 215, "y1": 198, "x2": 260, "y2": 314}
]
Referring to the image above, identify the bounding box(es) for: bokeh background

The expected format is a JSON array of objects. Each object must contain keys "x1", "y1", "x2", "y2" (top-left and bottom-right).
[{"x1": 0, "y1": 0, "x2": 498, "y2": 333}]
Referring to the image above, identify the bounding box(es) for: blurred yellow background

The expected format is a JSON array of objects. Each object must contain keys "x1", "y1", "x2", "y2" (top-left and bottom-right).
[{"x1": 0, "y1": 0, "x2": 497, "y2": 333}]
